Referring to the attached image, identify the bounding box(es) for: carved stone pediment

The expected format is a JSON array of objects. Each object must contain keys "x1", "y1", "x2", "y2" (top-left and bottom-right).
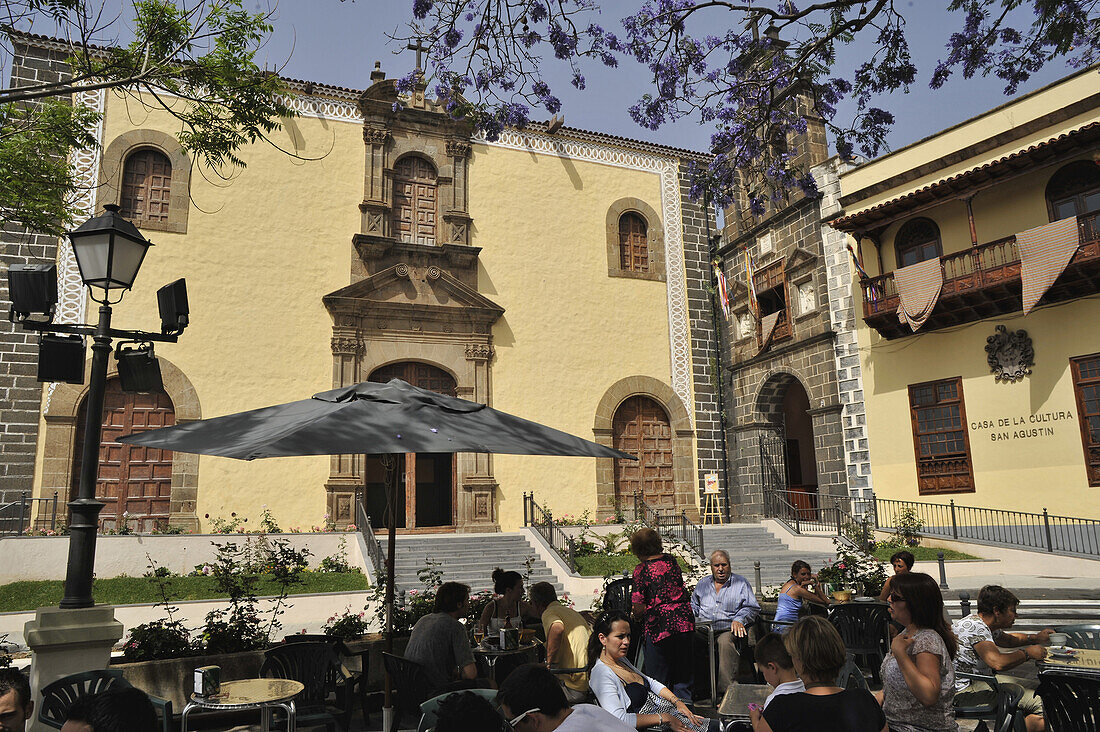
[
  {"x1": 985, "y1": 325, "x2": 1034, "y2": 383},
  {"x1": 323, "y1": 262, "x2": 504, "y2": 336},
  {"x1": 784, "y1": 246, "x2": 818, "y2": 274}
]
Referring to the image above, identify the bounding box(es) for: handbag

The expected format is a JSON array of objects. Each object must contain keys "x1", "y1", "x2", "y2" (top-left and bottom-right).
[{"x1": 638, "y1": 690, "x2": 711, "y2": 732}]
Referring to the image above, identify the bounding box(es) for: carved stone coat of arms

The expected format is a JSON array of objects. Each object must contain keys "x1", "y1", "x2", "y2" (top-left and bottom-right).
[{"x1": 985, "y1": 325, "x2": 1034, "y2": 383}]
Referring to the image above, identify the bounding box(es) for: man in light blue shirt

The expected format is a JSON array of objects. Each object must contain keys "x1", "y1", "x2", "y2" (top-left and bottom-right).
[{"x1": 691, "y1": 548, "x2": 760, "y2": 692}]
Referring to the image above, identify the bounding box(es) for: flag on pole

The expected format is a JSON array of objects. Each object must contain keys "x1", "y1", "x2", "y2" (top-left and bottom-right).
[
  {"x1": 715, "y1": 264, "x2": 731, "y2": 320},
  {"x1": 745, "y1": 246, "x2": 759, "y2": 318}
]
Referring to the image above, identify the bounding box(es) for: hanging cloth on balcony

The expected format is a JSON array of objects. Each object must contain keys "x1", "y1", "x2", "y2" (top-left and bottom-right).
[
  {"x1": 757, "y1": 310, "x2": 781, "y2": 354},
  {"x1": 894, "y1": 257, "x2": 943, "y2": 332},
  {"x1": 1017, "y1": 216, "x2": 1081, "y2": 316}
]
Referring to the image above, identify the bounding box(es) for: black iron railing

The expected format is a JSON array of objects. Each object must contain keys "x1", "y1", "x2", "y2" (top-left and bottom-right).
[
  {"x1": 632, "y1": 492, "x2": 705, "y2": 559},
  {"x1": 523, "y1": 492, "x2": 577, "y2": 573},
  {"x1": 870, "y1": 497, "x2": 1100, "y2": 558},
  {"x1": 354, "y1": 496, "x2": 385, "y2": 576},
  {"x1": 761, "y1": 491, "x2": 872, "y2": 548},
  {"x1": 0, "y1": 492, "x2": 60, "y2": 535}
]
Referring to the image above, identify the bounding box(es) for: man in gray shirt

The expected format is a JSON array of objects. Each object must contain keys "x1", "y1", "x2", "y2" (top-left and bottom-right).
[{"x1": 405, "y1": 582, "x2": 484, "y2": 693}]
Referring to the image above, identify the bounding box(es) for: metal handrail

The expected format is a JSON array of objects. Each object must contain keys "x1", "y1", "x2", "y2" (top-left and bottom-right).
[
  {"x1": 632, "y1": 492, "x2": 705, "y2": 559},
  {"x1": 523, "y1": 492, "x2": 576, "y2": 573},
  {"x1": 762, "y1": 489, "x2": 803, "y2": 535},
  {"x1": 354, "y1": 496, "x2": 385, "y2": 576},
  {"x1": 871, "y1": 497, "x2": 1100, "y2": 559},
  {"x1": 0, "y1": 492, "x2": 60, "y2": 535}
]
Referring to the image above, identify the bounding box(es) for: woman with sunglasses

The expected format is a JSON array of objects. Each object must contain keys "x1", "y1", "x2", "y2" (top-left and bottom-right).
[
  {"x1": 588, "y1": 611, "x2": 720, "y2": 731},
  {"x1": 879, "y1": 572, "x2": 958, "y2": 732}
]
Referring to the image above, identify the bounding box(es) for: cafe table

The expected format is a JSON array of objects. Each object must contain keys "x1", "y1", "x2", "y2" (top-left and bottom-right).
[
  {"x1": 181, "y1": 678, "x2": 303, "y2": 732},
  {"x1": 1039, "y1": 647, "x2": 1100, "y2": 676},
  {"x1": 717, "y1": 683, "x2": 772, "y2": 721},
  {"x1": 474, "y1": 641, "x2": 539, "y2": 681}
]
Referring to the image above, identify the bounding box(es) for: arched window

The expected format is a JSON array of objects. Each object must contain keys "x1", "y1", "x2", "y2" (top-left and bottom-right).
[
  {"x1": 895, "y1": 217, "x2": 942, "y2": 268},
  {"x1": 119, "y1": 148, "x2": 172, "y2": 224},
  {"x1": 1046, "y1": 160, "x2": 1100, "y2": 221},
  {"x1": 619, "y1": 212, "x2": 649, "y2": 273},
  {"x1": 393, "y1": 156, "x2": 438, "y2": 245}
]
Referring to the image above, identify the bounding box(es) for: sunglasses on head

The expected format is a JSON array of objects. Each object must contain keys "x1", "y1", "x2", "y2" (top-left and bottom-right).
[{"x1": 507, "y1": 708, "x2": 540, "y2": 728}]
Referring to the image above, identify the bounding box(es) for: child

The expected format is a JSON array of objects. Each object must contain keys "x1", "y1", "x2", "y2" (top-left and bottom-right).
[{"x1": 755, "y1": 632, "x2": 805, "y2": 708}]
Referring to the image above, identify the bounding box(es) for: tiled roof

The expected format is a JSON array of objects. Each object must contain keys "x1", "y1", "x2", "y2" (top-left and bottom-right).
[{"x1": 831, "y1": 121, "x2": 1100, "y2": 232}]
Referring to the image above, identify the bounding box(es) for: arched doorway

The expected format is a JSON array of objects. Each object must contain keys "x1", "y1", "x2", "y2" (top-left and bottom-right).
[
  {"x1": 780, "y1": 380, "x2": 819, "y2": 517},
  {"x1": 365, "y1": 363, "x2": 456, "y2": 530},
  {"x1": 612, "y1": 396, "x2": 674, "y2": 510},
  {"x1": 70, "y1": 379, "x2": 175, "y2": 532}
]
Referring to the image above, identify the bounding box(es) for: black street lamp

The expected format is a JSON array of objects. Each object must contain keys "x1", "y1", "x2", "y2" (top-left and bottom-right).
[{"x1": 7, "y1": 204, "x2": 188, "y2": 609}]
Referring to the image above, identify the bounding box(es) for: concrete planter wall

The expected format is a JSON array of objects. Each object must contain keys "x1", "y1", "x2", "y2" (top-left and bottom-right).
[
  {"x1": 0, "y1": 532, "x2": 367, "y2": 584},
  {"x1": 111, "y1": 634, "x2": 409, "y2": 710}
]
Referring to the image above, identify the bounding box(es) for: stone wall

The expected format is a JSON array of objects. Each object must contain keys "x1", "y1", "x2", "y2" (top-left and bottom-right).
[
  {"x1": 0, "y1": 41, "x2": 73, "y2": 504},
  {"x1": 816, "y1": 158, "x2": 874, "y2": 507},
  {"x1": 678, "y1": 164, "x2": 728, "y2": 514}
]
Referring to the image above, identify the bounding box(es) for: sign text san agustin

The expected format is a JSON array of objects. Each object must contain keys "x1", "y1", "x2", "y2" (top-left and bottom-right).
[{"x1": 969, "y1": 410, "x2": 1075, "y2": 442}]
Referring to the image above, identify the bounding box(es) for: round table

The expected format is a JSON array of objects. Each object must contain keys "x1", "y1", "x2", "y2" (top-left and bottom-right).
[
  {"x1": 181, "y1": 678, "x2": 304, "y2": 732},
  {"x1": 474, "y1": 642, "x2": 538, "y2": 681}
]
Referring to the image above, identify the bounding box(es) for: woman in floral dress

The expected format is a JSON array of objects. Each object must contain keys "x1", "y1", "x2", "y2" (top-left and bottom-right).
[{"x1": 630, "y1": 528, "x2": 696, "y2": 702}]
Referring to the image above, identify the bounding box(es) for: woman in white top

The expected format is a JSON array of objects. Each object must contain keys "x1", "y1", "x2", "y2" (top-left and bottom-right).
[
  {"x1": 588, "y1": 611, "x2": 719, "y2": 732},
  {"x1": 478, "y1": 568, "x2": 537, "y2": 634}
]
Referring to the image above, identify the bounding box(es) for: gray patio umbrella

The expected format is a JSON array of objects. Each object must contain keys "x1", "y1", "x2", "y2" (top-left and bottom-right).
[{"x1": 120, "y1": 378, "x2": 632, "y2": 714}]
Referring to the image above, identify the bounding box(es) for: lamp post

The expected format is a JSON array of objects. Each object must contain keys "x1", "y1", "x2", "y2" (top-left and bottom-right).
[{"x1": 7, "y1": 204, "x2": 187, "y2": 609}]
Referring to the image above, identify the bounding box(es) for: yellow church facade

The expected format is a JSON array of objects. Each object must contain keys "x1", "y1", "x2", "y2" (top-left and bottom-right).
[
  {"x1": 11, "y1": 36, "x2": 726, "y2": 534},
  {"x1": 832, "y1": 66, "x2": 1100, "y2": 524}
]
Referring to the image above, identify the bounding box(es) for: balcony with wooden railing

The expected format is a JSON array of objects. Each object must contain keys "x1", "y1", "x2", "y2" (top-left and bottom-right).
[{"x1": 861, "y1": 211, "x2": 1100, "y2": 339}]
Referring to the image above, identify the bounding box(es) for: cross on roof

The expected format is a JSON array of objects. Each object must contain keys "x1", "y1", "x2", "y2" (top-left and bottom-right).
[{"x1": 406, "y1": 39, "x2": 429, "y2": 72}]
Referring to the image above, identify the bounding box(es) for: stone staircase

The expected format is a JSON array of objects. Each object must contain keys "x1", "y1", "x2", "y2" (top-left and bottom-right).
[
  {"x1": 701, "y1": 523, "x2": 836, "y2": 586},
  {"x1": 391, "y1": 532, "x2": 563, "y2": 595}
]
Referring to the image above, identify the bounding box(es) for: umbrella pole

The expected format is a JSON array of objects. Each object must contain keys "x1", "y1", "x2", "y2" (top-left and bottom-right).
[{"x1": 382, "y1": 453, "x2": 398, "y2": 728}]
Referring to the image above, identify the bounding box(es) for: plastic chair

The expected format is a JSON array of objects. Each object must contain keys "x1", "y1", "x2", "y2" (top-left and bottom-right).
[
  {"x1": 835, "y1": 654, "x2": 868, "y2": 691},
  {"x1": 260, "y1": 641, "x2": 351, "y2": 731},
  {"x1": 1059, "y1": 624, "x2": 1100, "y2": 650},
  {"x1": 417, "y1": 688, "x2": 499, "y2": 732},
  {"x1": 382, "y1": 652, "x2": 434, "y2": 732},
  {"x1": 282, "y1": 634, "x2": 369, "y2": 723},
  {"x1": 602, "y1": 577, "x2": 645, "y2": 668},
  {"x1": 38, "y1": 669, "x2": 173, "y2": 732},
  {"x1": 827, "y1": 603, "x2": 890, "y2": 685},
  {"x1": 1037, "y1": 668, "x2": 1100, "y2": 732},
  {"x1": 953, "y1": 671, "x2": 1024, "y2": 732}
]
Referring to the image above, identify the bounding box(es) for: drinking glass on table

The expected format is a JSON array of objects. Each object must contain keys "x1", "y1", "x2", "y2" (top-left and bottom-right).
[{"x1": 474, "y1": 629, "x2": 485, "y2": 646}]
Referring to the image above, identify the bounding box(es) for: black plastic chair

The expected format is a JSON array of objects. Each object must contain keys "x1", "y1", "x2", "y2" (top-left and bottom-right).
[
  {"x1": 602, "y1": 577, "x2": 644, "y2": 668},
  {"x1": 835, "y1": 653, "x2": 869, "y2": 691},
  {"x1": 282, "y1": 634, "x2": 369, "y2": 724},
  {"x1": 953, "y1": 671, "x2": 1024, "y2": 732},
  {"x1": 1037, "y1": 668, "x2": 1100, "y2": 732},
  {"x1": 827, "y1": 603, "x2": 890, "y2": 685},
  {"x1": 38, "y1": 669, "x2": 173, "y2": 732},
  {"x1": 260, "y1": 641, "x2": 351, "y2": 731},
  {"x1": 382, "y1": 652, "x2": 434, "y2": 732},
  {"x1": 1059, "y1": 624, "x2": 1100, "y2": 650}
]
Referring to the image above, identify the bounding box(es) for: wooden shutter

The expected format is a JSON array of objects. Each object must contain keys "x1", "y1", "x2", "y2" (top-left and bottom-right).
[
  {"x1": 120, "y1": 149, "x2": 172, "y2": 223},
  {"x1": 908, "y1": 377, "x2": 975, "y2": 494},
  {"x1": 619, "y1": 212, "x2": 649, "y2": 273},
  {"x1": 1071, "y1": 353, "x2": 1100, "y2": 486},
  {"x1": 393, "y1": 156, "x2": 438, "y2": 245}
]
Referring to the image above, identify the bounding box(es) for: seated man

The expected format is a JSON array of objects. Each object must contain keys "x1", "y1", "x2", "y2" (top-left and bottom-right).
[
  {"x1": 691, "y1": 548, "x2": 760, "y2": 693},
  {"x1": 952, "y1": 584, "x2": 1053, "y2": 732},
  {"x1": 498, "y1": 663, "x2": 633, "y2": 731},
  {"x1": 406, "y1": 581, "x2": 491, "y2": 694},
  {"x1": 61, "y1": 688, "x2": 158, "y2": 732},
  {"x1": 0, "y1": 667, "x2": 34, "y2": 732},
  {"x1": 530, "y1": 581, "x2": 591, "y2": 704},
  {"x1": 433, "y1": 691, "x2": 506, "y2": 732}
]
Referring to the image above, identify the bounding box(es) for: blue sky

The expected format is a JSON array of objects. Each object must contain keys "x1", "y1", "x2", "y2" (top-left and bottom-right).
[{"x1": 253, "y1": 1, "x2": 1083, "y2": 156}]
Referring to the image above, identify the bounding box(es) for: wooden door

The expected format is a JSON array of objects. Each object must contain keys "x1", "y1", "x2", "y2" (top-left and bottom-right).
[
  {"x1": 393, "y1": 156, "x2": 437, "y2": 245},
  {"x1": 612, "y1": 396, "x2": 675, "y2": 509},
  {"x1": 366, "y1": 362, "x2": 456, "y2": 529},
  {"x1": 71, "y1": 379, "x2": 175, "y2": 532}
]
